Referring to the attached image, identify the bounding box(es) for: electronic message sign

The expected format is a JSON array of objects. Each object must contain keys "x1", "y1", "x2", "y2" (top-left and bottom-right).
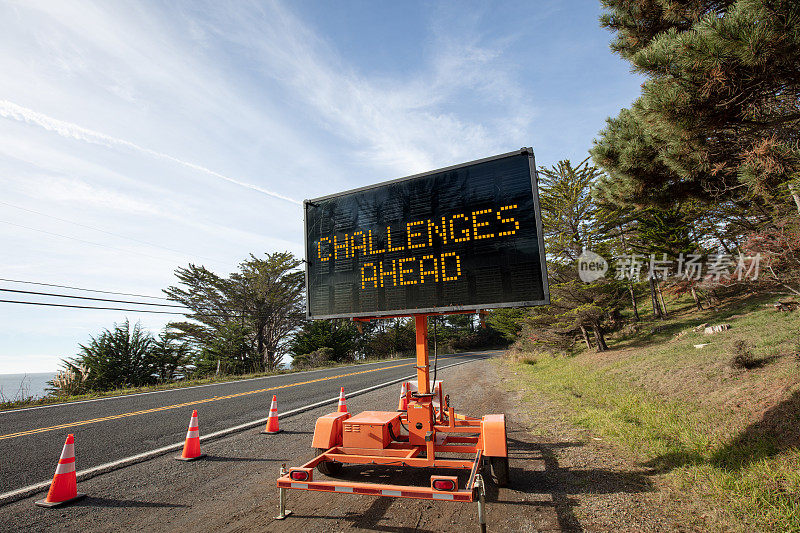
[{"x1": 304, "y1": 148, "x2": 549, "y2": 319}]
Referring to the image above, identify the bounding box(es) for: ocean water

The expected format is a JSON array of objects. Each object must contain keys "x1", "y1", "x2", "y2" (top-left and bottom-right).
[{"x1": 0, "y1": 373, "x2": 56, "y2": 400}]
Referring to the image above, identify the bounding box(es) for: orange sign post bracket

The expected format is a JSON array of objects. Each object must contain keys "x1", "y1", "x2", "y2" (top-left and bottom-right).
[{"x1": 414, "y1": 314, "x2": 431, "y2": 395}]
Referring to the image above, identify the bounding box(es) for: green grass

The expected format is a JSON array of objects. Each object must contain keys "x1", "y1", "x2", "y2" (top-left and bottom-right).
[{"x1": 508, "y1": 293, "x2": 800, "y2": 531}]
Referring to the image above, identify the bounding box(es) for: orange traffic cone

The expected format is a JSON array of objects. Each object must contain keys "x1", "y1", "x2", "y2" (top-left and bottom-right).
[
  {"x1": 176, "y1": 410, "x2": 205, "y2": 461},
  {"x1": 262, "y1": 395, "x2": 282, "y2": 434},
  {"x1": 337, "y1": 387, "x2": 348, "y2": 413},
  {"x1": 397, "y1": 382, "x2": 408, "y2": 411},
  {"x1": 35, "y1": 434, "x2": 86, "y2": 507}
]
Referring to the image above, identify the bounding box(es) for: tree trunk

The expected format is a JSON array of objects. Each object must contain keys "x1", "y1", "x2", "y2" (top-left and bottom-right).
[
  {"x1": 704, "y1": 290, "x2": 714, "y2": 308},
  {"x1": 789, "y1": 183, "x2": 800, "y2": 214},
  {"x1": 690, "y1": 285, "x2": 703, "y2": 310},
  {"x1": 656, "y1": 278, "x2": 668, "y2": 318},
  {"x1": 710, "y1": 288, "x2": 720, "y2": 306},
  {"x1": 648, "y1": 276, "x2": 662, "y2": 319},
  {"x1": 580, "y1": 325, "x2": 592, "y2": 350},
  {"x1": 257, "y1": 324, "x2": 265, "y2": 362},
  {"x1": 592, "y1": 323, "x2": 608, "y2": 352},
  {"x1": 628, "y1": 284, "x2": 640, "y2": 322}
]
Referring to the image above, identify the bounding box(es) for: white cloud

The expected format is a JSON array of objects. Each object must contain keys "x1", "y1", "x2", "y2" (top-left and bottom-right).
[
  {"x1": 0, "y1": 99, "x2": 301, "y2": 205},
  {"x1": 10, "y1": 175, "x2": 165, "y2": 217},
  {"x1": 199, "y1": 1, "x2": 534, "y2": 178}
]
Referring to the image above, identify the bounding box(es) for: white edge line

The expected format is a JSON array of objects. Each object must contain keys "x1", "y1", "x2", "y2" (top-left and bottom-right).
[
  {"x1": 0, "y1": 351, "x2": 495, "y2": 415},
  {"x1": 0, "y1": 357, "x2": 482, "y2": 506}
]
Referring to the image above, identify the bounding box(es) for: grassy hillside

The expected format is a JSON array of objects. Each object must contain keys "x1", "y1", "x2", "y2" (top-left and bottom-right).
[{"x1": 507, "y1": 293, "x2": 800, "y2": 531}]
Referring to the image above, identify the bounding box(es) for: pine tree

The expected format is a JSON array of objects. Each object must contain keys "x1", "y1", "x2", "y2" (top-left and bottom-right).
[
  {"x1": 165, "y1": 252, "x2": 305, "y2": 372},
  {"x1": 534, "y1": 159, "x2": 628, "y2": 350},
  {"x1": 596, "y1": 0, "x2": 800, "y2": 211},
  {"x1": 233, "y1": 252, "x2": 305, "y2": 370},
  {"x1": 527, "y1": 263, "x2": 626, "y2": 352},
  {"x1": 538, "y1": 158, "x2": 602, "y2": 262}
]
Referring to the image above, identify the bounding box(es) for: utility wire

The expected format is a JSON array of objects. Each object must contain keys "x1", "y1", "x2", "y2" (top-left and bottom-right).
[
  {"x1": 0, "y1": 288, "x2": 190, "y2": 309},
  {"x1": 0, "y1": 299, "x2": 244, "y2": 317},
  {"x1": 0, "y1": 278, "x2": 248, "y2": 314},
  {"x1": 0, "y1": 299, "x2": 190, "y2": 315},
  {"x1": 0, "y1": 277, "x2": 170, "y2": 300},
  {"x1": 0, "y1": 288, "x2": 241, "y2": 314},
  {"x1": 0, "y1": 200, "x2": 228, "y2": 265}
]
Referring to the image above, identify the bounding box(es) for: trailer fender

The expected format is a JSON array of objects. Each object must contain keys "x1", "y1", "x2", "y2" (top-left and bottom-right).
[
  {"x1": 481, "y1": 414, "x2": 507, "y2": 457},
  {"x1": 312, "y1": 412, "x2": 351, "y2": 449}
]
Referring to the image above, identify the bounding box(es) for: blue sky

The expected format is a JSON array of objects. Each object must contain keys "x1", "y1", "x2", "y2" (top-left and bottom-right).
[{"x1": 0, "y1": 1, "x2": 642, "y2": 374}]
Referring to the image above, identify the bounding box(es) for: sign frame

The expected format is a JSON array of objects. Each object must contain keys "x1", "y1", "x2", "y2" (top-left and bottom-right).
[{"x1": 303, "y1": 148, "x2": 550, "y2": 320}]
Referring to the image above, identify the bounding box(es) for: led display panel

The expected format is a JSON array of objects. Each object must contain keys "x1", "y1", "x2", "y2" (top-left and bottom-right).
[{"x1": 304, "y1": 149, "x2": 549, "y2": 319}]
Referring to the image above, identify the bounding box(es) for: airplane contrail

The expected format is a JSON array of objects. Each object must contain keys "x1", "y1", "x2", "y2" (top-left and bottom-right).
[{"x1": 0, "y1": 99, "x2": 302, "y2": 205}]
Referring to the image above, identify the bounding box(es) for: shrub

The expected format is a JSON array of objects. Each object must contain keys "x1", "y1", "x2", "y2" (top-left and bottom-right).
[
  {"x1": 447, "y1": 327, "x2": 506, "y2": 351},
  {"x1": 503, "y1": 347, "x2": 535, "y2": 364},
  {"x1": 47, "y1": 366, "x2": 89, "y2": 396},
  {"x1": 292, "y1": 347, "x2": 335, "y2": 369},
  {"x1": 289, "y1": 320, "x2": 356, "y2": 364}
]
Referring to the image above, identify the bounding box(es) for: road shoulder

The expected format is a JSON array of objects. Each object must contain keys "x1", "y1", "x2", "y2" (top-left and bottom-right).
[{"x1": 498, "y1": 358, "x2": 701, "y2": 532}]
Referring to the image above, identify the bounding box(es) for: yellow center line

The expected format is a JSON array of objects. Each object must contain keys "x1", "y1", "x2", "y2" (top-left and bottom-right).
[{"x1": 0, "y1": 353, "x2": 476, "y2": 441}]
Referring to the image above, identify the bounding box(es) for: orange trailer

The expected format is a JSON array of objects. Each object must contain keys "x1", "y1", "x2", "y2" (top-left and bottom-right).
[{"x1": 276, "y1": 312, "x2": 508, "y2": 531}]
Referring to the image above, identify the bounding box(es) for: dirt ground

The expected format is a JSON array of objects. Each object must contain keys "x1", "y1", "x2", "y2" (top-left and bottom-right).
[{"x1": 0, "y1": 356, "x2": 697, "y2": 532}]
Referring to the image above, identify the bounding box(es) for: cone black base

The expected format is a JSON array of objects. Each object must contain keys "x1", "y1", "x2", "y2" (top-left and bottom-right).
[
  {"x1": 261, "y1": 429, "x2": 283, "y2": 434},
  {"x1": 175, "y1": 453, "x2": 206, "y2": 461},
  {"x1": 35, "y1": 493, "x2": 86, "y2": 508}
]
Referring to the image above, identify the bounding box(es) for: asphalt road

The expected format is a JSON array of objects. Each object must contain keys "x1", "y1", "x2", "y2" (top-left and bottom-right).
[
  {"x1": 0, "y1": 354, "x2": 536, "y2": 532},
  {"x1": 0, "y1": 351, "x2": 491, "y2": 497}
]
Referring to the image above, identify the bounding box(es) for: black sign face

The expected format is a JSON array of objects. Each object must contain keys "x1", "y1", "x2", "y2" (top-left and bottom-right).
[{"x1": 304, "y1": 149, "x2": 549, "y2": 319}]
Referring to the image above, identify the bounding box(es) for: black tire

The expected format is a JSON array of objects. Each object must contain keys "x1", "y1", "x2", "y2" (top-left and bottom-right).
[
  {"x1": 488, "y1": 456, "x2": 510, "y2": 487},
  {"x1": 315, "y1": 448, "x2": 343, "y2": 476}
]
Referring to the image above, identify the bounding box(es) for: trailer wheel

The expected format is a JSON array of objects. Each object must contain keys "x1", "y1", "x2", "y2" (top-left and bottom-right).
[
  {"x1": 489, "y1": 456, "x2": 510, "y2": 487},
  {"x1": 315, "y1": 448, "x2": 343, "y2": 476}
]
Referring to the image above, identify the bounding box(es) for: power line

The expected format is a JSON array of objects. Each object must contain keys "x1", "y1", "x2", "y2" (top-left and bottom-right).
[
  {"x1": 0, "y1": 278, "x2": 250, "y2": 315},
  {"x1": 0, "y1": 288, "x2": 242, "y2": 314},
  {"x1": 0, "y1": 298, "x2": 189, "y2": 315},
  {"x1": 0, "y1": 288, "x2": 190, "y2": 308},
  {"x1": 0, "y1": 200, "x2": 228, "y2": 265},
  {"x1": 0, "y1": 299, "x2": 243, "y2": 317},
  {"x1": 0, "y1": 277, "x2": 171, "y2": 300}
]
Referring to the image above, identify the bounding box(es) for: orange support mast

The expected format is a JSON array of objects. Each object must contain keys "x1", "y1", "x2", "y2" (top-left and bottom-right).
[{"x1": 415, "y1": 314, "x2": 431, "y2": 394}]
